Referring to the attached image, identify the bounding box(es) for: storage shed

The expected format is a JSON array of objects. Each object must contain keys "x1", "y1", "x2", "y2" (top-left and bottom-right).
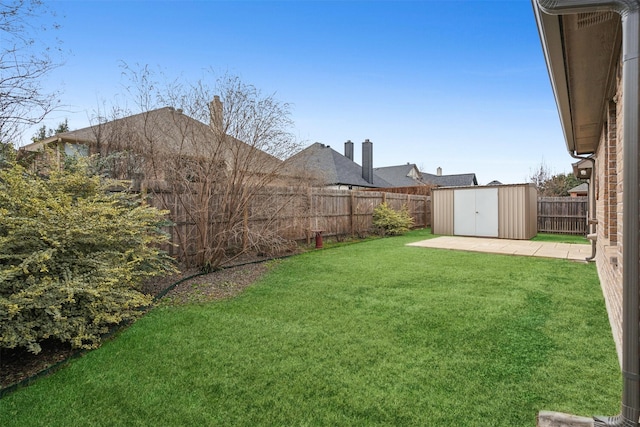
[{"x1": 431, "y1": 183, "x2": 537, "y2": 240}]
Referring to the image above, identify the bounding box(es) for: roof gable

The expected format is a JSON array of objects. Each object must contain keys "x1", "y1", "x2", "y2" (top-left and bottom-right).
[
  {"x1": 422, "y1": 172, "x2": 478, "y2": 187},
  {"x1": 374, "y1": 164, "x2": 424, "y2": 187}
]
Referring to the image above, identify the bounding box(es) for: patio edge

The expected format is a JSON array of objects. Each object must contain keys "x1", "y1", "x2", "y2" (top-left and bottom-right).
[{"x1": 537, "y1": 411, "x2": 594, "y2": 427}]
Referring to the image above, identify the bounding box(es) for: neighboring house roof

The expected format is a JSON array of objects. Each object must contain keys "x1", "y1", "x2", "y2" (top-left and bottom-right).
[
  {"x1": 21, "y1": 107, "x2": 281, "y2": 173},
  {"x1": 23, "y1": 107, "x2": 209, "y2": 156},
  {"x1": 569, "y1": 183, "x2": 589, "y2": 195},
  {"x1": 286, "y1": 142, "x2": 479, "y2": 189},
  {"x1": 421, "y1": 172, "x2": 478, "y2": 187},
  {"x1": 486, "y1": 180, "x2": 503, "y2": 186},
  {"x1": 286, "y1": 143, "x2": 392, "y2": 188},
  {"x1": 572, "y1": 158, "x2": 594, "y2": 180},
  {"x1": 373, "y1": 164, "x2": 425, "y2": 187}
]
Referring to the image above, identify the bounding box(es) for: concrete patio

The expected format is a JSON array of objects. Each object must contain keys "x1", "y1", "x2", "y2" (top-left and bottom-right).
[{"x1": 407, "y1": 235, "x2": 592, "y2": 261}]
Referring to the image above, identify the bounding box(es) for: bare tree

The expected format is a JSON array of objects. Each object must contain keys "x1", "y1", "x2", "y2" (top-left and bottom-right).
[
  {"x1": 529, "y1": 159, "x2": 584, "y2": 196},
  {"x1": 0, "y1": 0, "x2": 63, "y2": 147},
  {"x1": 528, "y1": 159, "x2": 552, "y2": 192},
  {"x1": 86, "y1": 67, "x2": 308, "y2": 269}
]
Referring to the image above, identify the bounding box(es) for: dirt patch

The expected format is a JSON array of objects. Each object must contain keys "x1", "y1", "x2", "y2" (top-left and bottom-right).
[
  {"x1": 1, "y1": 260, "x2": 275, "y2": 391},
  {"x1": 0, "y1": 340, "x2": 77, "y2": 390},
  {"x1": 146, "y1": 261, "x2": 272, "y2": 305}
]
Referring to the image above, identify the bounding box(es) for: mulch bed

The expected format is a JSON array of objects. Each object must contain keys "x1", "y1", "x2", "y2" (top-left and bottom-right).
[{"x1": 0, "y1": 260, "x2": 274, "y2": 391}]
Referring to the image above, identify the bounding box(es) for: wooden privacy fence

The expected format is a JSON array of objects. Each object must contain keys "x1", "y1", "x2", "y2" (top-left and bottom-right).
[
  {"x1": 537, "y1": 196, "x2": 588, "y2": 235},
  {"x1": 145, "y1": 187, "x2": 431, "y2": 259},
  {"x1": 305, "y1": 189, "x2": 430, "y2": 240},
  {"x1": 145, "y1": 188, "x2": 588, "y2": 262}
]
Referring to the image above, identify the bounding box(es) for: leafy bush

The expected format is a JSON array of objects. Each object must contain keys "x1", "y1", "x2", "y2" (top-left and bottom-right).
[
  {"x1": 0, "y1": 161, "x2": 177, "y2": 353},
  {"x1": 372, "y1": 202, "x2": 414, "y2": 236}
]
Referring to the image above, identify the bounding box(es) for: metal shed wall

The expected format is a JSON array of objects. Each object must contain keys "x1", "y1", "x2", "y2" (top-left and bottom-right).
[
  {"x1": 431, "y1": 188, "x2": 454, "y2": 235},
  {"x1": 497, "y1": 184, "x2": 537, "y2": 239},
  {"x1": 432, "y1": 184, "x2": 537, "y2": 240}
]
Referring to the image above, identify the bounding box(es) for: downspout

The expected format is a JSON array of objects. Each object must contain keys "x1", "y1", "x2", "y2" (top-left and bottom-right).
[
  {"x1": 569, "y1": 152, "x2": 597, "y2": 261},
  {"x1": 537, "y1": 1, "x2": 640, "y2": 426}
]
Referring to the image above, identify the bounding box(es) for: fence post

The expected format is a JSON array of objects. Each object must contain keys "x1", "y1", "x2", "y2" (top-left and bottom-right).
[
  {"x1": 350, "y1": 191, "x2": 355, "y2": 236},
  {"x1": 424, "y1": 197, "x2": 429, "y2": 228}
]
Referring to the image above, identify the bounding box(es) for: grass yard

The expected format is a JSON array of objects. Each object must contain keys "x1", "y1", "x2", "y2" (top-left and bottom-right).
[
  {"x1": 532, "y1": 233, "x2": 589, "y2": 245},
  {"x1": 0, "y1": 229, "x2": 620, "y2": 426}
]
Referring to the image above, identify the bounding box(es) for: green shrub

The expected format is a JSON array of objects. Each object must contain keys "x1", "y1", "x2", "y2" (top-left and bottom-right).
[
  {"x1": 372, "y1": 202, "x2": 414, "y2": 236},
  {"x1": 0, "y1": 161, "x2": 177, "y2": 353}
]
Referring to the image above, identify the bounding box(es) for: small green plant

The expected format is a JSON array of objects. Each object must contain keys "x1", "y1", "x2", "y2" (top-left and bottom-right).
[{"x1": 372, "y1": 202, "x2": 414, "y2": 236}]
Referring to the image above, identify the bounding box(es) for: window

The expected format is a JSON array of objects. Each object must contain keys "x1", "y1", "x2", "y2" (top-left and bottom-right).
[{"x1": 63, "y1": 143, "x2": 89, "y2": 158}]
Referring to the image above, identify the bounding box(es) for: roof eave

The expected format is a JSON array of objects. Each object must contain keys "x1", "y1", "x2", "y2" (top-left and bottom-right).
[
  {"x1": 533, "y1": 3, "x2": 577, "y2": 153},
  {"x1": 21, "y1": 133, "x2": 97, "y2": 152},
  {"x1": 532, "y1": 2, "x2": 621, "y2": 155}
]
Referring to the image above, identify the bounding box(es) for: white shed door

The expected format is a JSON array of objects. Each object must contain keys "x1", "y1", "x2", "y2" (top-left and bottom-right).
[
  {"x1": 453, "y1": 189, "x2": 477, "y2": 236},
  {"x1": 474, "y1": 188, "x2": 498, "y2": 237},
  {"x1": 453, "y1": 188, "x2": 498, "y2": 237}
]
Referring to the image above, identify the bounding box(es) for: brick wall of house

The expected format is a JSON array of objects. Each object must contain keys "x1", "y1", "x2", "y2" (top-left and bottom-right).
[
  {"x1": 594, "y1": 60, "x2": 624, "y2": 366},
  {"x1": 608, "y1": 100, "x2": 619, "y2": 245}
]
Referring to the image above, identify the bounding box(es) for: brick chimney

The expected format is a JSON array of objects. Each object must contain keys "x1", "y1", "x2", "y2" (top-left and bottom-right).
[
  {"x1": 209, "y1": 95, "x2": 223, "y2": 134},
  {"x1": 362, "y1": 139, "x2": 373, "y2": 184},
  {"x1": 344, "y1": 140, "x2": 354, "y2": 161}
]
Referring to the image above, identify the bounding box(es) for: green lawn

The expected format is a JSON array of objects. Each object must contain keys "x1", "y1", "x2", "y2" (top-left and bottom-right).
[
  {"x1": 532, "y1": 233, "x2": 589, "y2": 244},
  {"x1": 0, "y1": 229, "x2": 620, "y2": 426}
]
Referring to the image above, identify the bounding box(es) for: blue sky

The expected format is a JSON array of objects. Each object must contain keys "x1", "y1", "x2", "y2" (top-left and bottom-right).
[{"x1": 26, "y1": 0, "x2": 567, "y2": 185}]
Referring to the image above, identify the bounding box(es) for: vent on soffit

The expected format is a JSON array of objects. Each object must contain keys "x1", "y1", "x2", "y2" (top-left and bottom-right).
[{"x1": 577, "y1": 11, "x2": 616, "y2": 29}]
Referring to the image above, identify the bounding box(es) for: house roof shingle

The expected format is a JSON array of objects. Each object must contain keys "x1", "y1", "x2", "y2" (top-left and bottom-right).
[
  {"x1": 373, "y1": 164, "x2": 424, "y2": 187},
  {"x1": 569, "y1": 183, "x2": 588, "y2": 194},
  {"x1": 421, "y1": 172, "x2": 478, "y2": 187},
  {"x1": 21, "y1": 107, "x2": 282, "y2": 172},
  {"x1": 286, "y1": 142, "x2": 392, "y2": 188}
]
